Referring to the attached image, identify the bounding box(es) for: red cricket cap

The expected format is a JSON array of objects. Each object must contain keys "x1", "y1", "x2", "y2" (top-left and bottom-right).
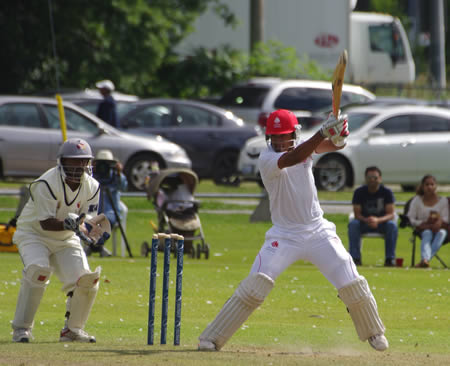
[{"x1": 265, "y1": 109, "x2": 298, "y2": 135}]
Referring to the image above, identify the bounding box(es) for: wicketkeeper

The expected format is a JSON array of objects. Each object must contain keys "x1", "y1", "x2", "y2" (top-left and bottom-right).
[
  {"x1": 11, "y1": 138, "x2": 111, "y2": 343},
  {"x1": 198, "y1": 109, "x2": 389, "y2": 352}
]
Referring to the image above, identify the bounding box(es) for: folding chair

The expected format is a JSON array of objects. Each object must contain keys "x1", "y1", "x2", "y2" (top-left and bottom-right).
[
  {"x1": 399, "y1": 197, "x2": 448, "y2": 268},
  {"x1": 348, "y1": 212, "x2": 398, "y2": 250}
]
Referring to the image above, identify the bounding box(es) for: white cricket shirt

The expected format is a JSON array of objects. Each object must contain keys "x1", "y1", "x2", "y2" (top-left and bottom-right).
[
  {"x1": 259, "y1": 147, "x2": 323, "y2": 231},
  {"x1": 14, "y1": 167, "x2": 100, "y2": 249}
]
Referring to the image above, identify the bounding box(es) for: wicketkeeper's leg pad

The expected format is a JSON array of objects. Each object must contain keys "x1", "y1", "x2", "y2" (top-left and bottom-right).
[
  {"x1": 65, "y1": 266, "x2": 101, "y2": 333},
  {"x1": 12, "y1": 264, "x2": 52, "y2": 329},
  {"x1": 338, "y1": 276, "x2": 385, "y2": 341},
  {"x1": 199, "y1": 272, "x2": 274, "y2": 350}
]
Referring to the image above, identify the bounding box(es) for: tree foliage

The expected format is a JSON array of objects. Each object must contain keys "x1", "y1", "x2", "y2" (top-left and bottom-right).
[{"x1": 0, "y1": 0, "x2": 216, "y2": 95}]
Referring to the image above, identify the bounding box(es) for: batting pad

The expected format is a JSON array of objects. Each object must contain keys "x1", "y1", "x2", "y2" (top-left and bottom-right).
[
  {"x1": 199, "y1": 272, "x2": 274, "y2": 350},
  {"x1": 338, "y1": 276, "x2": 385, "y2": 341},
  {"x1": 66, "y1": 266, "x2": 101, "y2": 333},
  {"x1": 13, "y1": 264, "x2": 52, "y2": 329}
]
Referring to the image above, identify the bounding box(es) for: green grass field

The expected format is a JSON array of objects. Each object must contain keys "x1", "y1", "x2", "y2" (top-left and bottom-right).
[{"x1": 0, "y1": 181, "x2": 449, "y2": 365}]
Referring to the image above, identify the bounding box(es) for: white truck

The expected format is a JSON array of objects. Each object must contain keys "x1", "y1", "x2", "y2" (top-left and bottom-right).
[{"x1": 177, "y1": 0, "x2": 415, "y2": 84}]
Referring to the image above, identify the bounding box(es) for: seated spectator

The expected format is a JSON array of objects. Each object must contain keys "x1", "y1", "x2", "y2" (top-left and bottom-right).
[
  {"x1": 348, "y1": 166, "x2": 398, "y2": 266},
  {"x1": 407, "y1": 175, "x2": 449, "y2": 268},
  {"x1": 89, "y1": 150, "x2": 128, "y2": 257}
]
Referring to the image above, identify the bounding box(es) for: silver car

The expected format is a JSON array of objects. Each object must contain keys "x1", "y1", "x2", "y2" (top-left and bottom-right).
[
  {"x1": 0, "y1": 96, "x2": 191, "y2": 191},
  {"x1": 217, "y1": 78, "x2": 375, "y2": 126},
  {"x1": 238, "y1": 104, "x2": 450, "y2": 191}
]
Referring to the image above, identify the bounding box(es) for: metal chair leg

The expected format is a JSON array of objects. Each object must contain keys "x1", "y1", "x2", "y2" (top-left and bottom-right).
[
  {"x1": 411, "y1": 234, "x2": 416, "y2": 267},
  {"x1": 434, "y1": 254, "x2": 448, "y2": 269}
]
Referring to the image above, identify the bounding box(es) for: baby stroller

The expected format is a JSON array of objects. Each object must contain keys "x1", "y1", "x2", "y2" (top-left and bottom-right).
[{"x1": 141, "y1": 168, "x2": 210, "y2": 259}]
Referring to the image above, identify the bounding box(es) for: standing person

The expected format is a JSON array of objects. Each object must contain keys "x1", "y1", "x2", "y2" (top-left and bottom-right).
[
  {"x1": 407, "y1": 175, "x2": 448, "y2": 268},
  {"x1": 198, "y1": 109, "x2": 388, "y2": 352},
  {"x1": 96, "y1": 79, "x2": 118, "y2": 127},
  {"x1": 11, "y1": 138, "x2": 106, "y2": 343},
  {"x1": 91, "y1": 149, "x2": 128, "y2": 257},
  {"x1": 348, "y1": 167, "x2": 398, "y2": 266}
]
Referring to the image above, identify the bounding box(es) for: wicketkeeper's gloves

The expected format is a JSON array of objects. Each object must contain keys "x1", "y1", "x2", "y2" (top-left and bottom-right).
[
  {"x1": 64, "y1": 213, "x2": 111, "y2": 247},
  {"x1": 64, "y1": 213, "x2": 95, "y2": 245}
]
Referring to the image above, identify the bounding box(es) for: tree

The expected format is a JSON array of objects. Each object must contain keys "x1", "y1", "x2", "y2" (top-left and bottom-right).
[{"x1": 0, "y1": 0, "x2": 220, "y2": 95}]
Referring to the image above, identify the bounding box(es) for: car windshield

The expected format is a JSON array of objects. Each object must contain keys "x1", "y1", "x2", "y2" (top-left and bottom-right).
[
  {"x1": 308, "y1": 111, "x2": 377, "y2": 134},
  {"x1": 218, "y1": 86, "x2": 270, "y2": 107},
  {"x1": 43, "y1": 104, "x2": 101, "y2": 134},
  {"x1": 345, "y1": 112, "x2": 377, "y2": 132},
  {"x1": 76, "y1": 100, "x2": 137, "y2": 119}
]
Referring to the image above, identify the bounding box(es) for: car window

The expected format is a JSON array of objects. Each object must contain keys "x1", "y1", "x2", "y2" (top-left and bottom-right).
[
  {"x1": 369, "y1": 22, "x2": 406, "y2": 61},
  {"x1": 175, "y1": 105, "x2": 220, "y2": 128},
  {"x1": 43, "y1": 105, "x2": 100, "y2": 133},
  {"x1": 0, "y1": 103, "x2": 41, "y2": 127},
  {"x1": 76, "y1": 101, "x2": 98, "y2": 115},
  {"x1": 274, "y1": 88, "x2": 331, "y2": 111},
  {"x1": 412, "y1": 114, "x2": 450, "y2": 132},
  {"x1": 341, "y1": 91, "x2": 372, "y2": 105},
  {"x1": 376, "y1": 115, "x2": 412, "y2": 134},
  {"x1": 345, "y1": 112, "x2": 377, "y2": 132},
  {"x1": 130, "y1": 105, "x2": 172, "y2": 128},
  {"x1": 218, "y1": 86, "x2": 270, "y2": 107}
]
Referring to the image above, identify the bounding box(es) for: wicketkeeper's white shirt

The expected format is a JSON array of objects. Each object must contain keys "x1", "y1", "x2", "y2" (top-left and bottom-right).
[
  {"x1": 259, "y1": 147, "x2": 323, "y2": 231},
  {"x1": 14, "y1": 167, "x2": 100, "y2": 250}
]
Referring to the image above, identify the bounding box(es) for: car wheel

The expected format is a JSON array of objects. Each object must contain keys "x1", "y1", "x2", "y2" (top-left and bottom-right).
[
  {"x1": 212, "y1": 151, "x2": 240, "y2": 186},
  {"x1": 124, "y1": 153, "x2": 163, "y2": 191},
  {"x1": 315, "y1": 155, "x2": 350, "y2": 191}
]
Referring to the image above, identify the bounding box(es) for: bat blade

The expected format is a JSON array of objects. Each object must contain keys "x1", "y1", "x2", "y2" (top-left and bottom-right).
[{"x1": 331, "y1": 49, "x2": 348, "y2": 118}]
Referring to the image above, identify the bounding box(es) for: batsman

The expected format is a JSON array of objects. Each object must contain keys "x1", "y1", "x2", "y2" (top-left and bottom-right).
[
  {"x1": 11, "y1": 138, "x2": 111, "y2": 343},
  {"x1": 198, "y1": 108, "x2": 389, "y2": 352}
]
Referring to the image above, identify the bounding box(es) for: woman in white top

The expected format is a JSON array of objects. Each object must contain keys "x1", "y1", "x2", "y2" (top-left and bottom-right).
[{"x1": 407, "y1": 175, "x2": 449, "y2": 268}]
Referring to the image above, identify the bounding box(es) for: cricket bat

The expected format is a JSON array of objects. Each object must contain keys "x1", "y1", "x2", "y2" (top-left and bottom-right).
[{"x1": 331, "y1": 49, "x2": 348, "y2": 118}]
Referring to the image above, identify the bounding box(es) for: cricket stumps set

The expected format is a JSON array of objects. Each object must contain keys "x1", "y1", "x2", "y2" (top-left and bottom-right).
[{"x1": 147, "y1": 233, "x2": 184, "y2": 346}]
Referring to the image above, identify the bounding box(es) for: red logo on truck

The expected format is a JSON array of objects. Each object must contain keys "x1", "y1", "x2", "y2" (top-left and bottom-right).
[{"x1": 314, "y1": 33, "x2": 339, "y2": 48}]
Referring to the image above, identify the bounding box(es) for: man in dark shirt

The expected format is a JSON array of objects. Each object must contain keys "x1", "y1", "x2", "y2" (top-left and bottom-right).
[
  {"x1": 96, "y1": 80, "x2": 118, "y2": 128},
  {"x1": 348, "y1": 166, "x2": 398, "y2": 266}
]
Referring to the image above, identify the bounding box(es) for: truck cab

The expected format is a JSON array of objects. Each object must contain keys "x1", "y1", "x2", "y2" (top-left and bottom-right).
[{"x1": 350, "y1": 12, "x2": 415, "y2": 84}]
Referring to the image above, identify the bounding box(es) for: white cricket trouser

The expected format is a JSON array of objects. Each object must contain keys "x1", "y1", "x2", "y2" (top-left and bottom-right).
[
  {"x1": 250, "y1": 219, "x2": 359, "y2": 289},
  {"x1": 19, "y1": 242, "x2": 91, "y2": 293}
]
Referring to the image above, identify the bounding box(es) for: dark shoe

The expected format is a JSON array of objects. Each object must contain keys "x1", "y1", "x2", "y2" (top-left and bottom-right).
[
  {"x1": 415, "y1": 259, "x2": 430, "y2": 268},
  {"x1": 100, "y1": 247, "x2": 112, "y2": 257},
  {"x1": 353, "y1": 258, "x2": 362, "y2": 266},
  {"x1": 384, "y1": 259, "x2": 395, "y2": 267}
]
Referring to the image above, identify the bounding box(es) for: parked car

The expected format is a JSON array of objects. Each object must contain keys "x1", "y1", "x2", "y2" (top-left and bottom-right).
[
  {"x1": 0, "y1": 96, "x2": 191, "y2": 191},
  {"x1": 56, "y1": 89, "x2": 139, "y2": 120},
  {"x1": 119, "y1": 98, "x2": 261, "y2": 185},
  {"x1": 237, "y1": 104, "x2": 450, "y2": 191},
  {"x1": 38, "y1": 88, "x2": 139, "y2": 120},
  {"x1": 217, "y1": 78, "x2": 375, "y2": 127}
]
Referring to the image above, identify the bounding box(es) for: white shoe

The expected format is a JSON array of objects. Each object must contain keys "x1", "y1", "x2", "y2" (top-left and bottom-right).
[
  {"x1": 368, "y1": 334, "x2": 389, "y2": 351},
  {"x1": 12, "y1": 328, "x2": 32, "y2": 343},
  {"x1": 198, "y1": 339, "x2": 217, "y2": 351},
  {"x1": 60, "y1": 328, "x2": 96, "y2": 343}
]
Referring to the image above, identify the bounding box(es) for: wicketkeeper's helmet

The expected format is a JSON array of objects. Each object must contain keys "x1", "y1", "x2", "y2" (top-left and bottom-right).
[{"x1": 57, "y1": 138, "x2": 94, "y2": 183}]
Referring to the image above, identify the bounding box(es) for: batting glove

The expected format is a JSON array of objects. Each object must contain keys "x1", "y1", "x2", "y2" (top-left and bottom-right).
[
  {"x1": 319, "y1": 112, "x2": 348, "y2": 139},
  {"x1": 331, "y1": 122, "x2": 349, "y2": 147}
]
